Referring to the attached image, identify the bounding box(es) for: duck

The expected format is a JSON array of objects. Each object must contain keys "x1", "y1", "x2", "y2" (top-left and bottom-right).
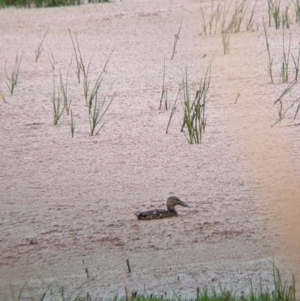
[{"x1": 134, "y1": 196, "x2": 190, "y2": 220}]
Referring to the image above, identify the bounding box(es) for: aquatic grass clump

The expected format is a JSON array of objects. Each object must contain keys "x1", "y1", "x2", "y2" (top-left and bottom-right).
[
  {"x1": 272, "y1": 80, "x2": 296, "y2": 126},
  {"x1": 200, "y1": 7, "x2": 208, "y2": 35},
  {"x1": 89, "y1": 90, "x2": 116, "y2": 136},
  {"x1": 159, "y1": 57, "x2": 168, "y2": 110},
  {"x1": 166, "y1": 88, "x2": 181, "y2": 134},
  {"x1": 263, "y1": 23, "x2": 299, "y2": 84},
  {"x1": 281, "y1": 30, "x2": 292, "y2": 83},
  {"x1": 83, "y1": 58, "x2": 115, "y2": 136},
  {"x1": 68, "y1": 29, "x2": 115, "y2": 136},
  {"x1": 171, "y1": 23, "x2": 182, "y2": 60},
  {"x1": 271, "y1": 264, "x2": 296, "y2": 301},
  {"x1": 281, "y1": 6, "x2": 290, "y2": 29},
  {"x1": 50, "y1": 52, "x2": 72, "y2": 125},
  {"x1": 200, "y1": 0, "x2": 230, "y2": 36},
  {"x1": 200, "y1": 0, "x2": 254, "y2": 35},
  {"x1": 273, "y1": 79, "x2": 300, "y2": 125},
  {"x1": 267, "y1": 0, "x2": 281, "y2": 28},
  {"x1": 82, "y1": 54, "x2": 115, "y2": 136},
  {"x1": 51, "y1": 72, "x2": 65, "y2": 125},
  {"x1": 35, "y1": 28, "x2": 49, "y2": 62},
  {"x1": 221, "y1": 30, "x2": 230, "y2": 54},
  {"x1": 294, "y1": 98, "x2": 300, "y2": 119},
  {"x1": 181, "y1": 65, "x2": 211, "y2": 144},
  {"x1": 69, "y1": 109, "x2": 75, "y2": 137},
  {"x1": 69, "y1": 29, "x2": 85, "y2": 84},
  {"x1": 263, "y1": 20, "x2": 274, "y2": 83},
  {"x1": 292, "y1": 0, "x2": 300, "y2": 22},
  {"x1": 224, "y1": 0, "x2": 247, "y2": 33},
  {"x1": 4, "y1": 54, "x2": 22, "y2": 95},
  {"x1": 291, "y1": 44, "x2": 300, "y2": 82},
  {"x1": 247, "y1": 0, "x2": 257, "y2": 31},
  {"x1": 59, "y1": 58, "x2": 73, "y2": 116}
]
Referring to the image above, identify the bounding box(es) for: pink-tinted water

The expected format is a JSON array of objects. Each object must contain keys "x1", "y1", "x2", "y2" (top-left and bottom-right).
[{"x1": 1, "y1": 0, "x2": 300, "y2": 299}]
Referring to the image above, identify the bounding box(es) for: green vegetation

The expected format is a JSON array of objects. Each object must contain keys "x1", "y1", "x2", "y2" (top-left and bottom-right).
[
  {"x1": 166, "y1": 88, "x2": 181, "y2": 134},
  {"x1": 262, "y1": 20, "x2": 274, "y2": 83},
  {"x1": 4, "y1": 54, "x2": 22, "y2": 96},
  {"x1": 247, "y1": 0, "x2": 257, "y2": 31},
  {"x1": 272, "y1": 80, "x2": 300, "y2": 126},
  {"x1": 6, "y1": 265, "x2": 297, "y2": 301},
  {"x1": 59, "y1": 58, "x2": 73, "y2": 116},
  {"x1": 89, "y1": 91, "x2": 116, "y2": 136},
  {"x1": 292, "y1": 0, "x2": 300, "y2": 23},
  {"x1": 281, "y1": 30, "x2": 292, "y2": 83},
  {"x1": 171, "y1": 23, "x2": 182, "y2": 60},
  {"x1": 159, "y1": 57, "x2": 168, "y2": 110},
  {"x1": 81, "y1": 51, "x2": 115, "y2": 136},
  {"x1": 291, "y1": 44, "x2": 300, "y2": 82},
  {"x1": 200, "y1": 0, "x2": 228, "y2": 35},
  {"x1": 272, "y1": 81, "x2": 296, "y2": 126},
  {"x1": 200, "y1": 0, "x2": 249, "y2": 36},
  {"x1": 221, "y1": 30, "x2": 230, "y2": 54},
  {"x1": 181, "y1": 65, "x2": 211, "y2": 144},
  {"x1": 51, "y1": 69, "x2": 65, "y2": 125},
  {"x1": 68, "y1": 29, "x2": 115, "y2": 135},
  {"x1": 68, "y1": 29, "x2": 85, "y2": 85},
  {"x1": 282, "y1": 6, "x2": 290, "y2": 29},
  {"x1": 35, "y1": 28, "x2": 49, "y2": 62},
  {"x1": 224, "y1": 0, "x2": 247, "y2": 33},
  {"x1": 69, "y1": 109, "x2": 75, "y2": 137},
  {"x1": 263, "y1": 21, "x2": 300, "y2": 87},
  {"x1": 267, "y1": 0, "x2": 281, "y2": 29},
  {"x1": 49, "y1": 52, "x2": 73, "y2": 126},
  {"x1": 0, "y1": 0, "x2": 108, "y2": 7}
]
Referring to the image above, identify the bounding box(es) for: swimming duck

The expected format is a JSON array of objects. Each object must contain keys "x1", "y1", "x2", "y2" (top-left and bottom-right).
[{"x1": 134, "y1": 196, "x2": 190, "y2": 220}]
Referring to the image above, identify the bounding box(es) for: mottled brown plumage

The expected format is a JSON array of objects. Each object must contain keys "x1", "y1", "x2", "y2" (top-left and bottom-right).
[{"x1": 134, "y1": 196, "x2": 190, "y2": 220}]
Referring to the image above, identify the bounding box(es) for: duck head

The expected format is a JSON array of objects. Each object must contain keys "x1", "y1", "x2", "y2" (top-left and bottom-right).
[{"x1": 166, "y1": 196, "x2": 190, "y2": 215}]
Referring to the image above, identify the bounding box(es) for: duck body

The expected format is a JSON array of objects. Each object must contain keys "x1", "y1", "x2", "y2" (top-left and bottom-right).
[
  {"x1": 134, "y1": 196, "x2": 189, "y2": 220},
  {"x1": 135, "y1": 209, "x2": 177, "y2": 220}
]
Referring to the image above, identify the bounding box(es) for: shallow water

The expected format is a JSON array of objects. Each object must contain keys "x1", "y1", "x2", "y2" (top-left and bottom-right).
[{"x1": 1, "y1": 0, "x2": 300, "y2": 299}]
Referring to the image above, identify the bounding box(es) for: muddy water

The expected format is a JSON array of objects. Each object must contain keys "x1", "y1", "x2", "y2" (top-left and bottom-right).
[{"x1": 1, "y1": 0, "x2": 300, "y2": 299}]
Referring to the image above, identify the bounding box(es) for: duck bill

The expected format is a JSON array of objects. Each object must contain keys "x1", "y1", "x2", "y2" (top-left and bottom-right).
[{"x1": 179, "y1": 200, "x2": 190, "y2": 207}]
